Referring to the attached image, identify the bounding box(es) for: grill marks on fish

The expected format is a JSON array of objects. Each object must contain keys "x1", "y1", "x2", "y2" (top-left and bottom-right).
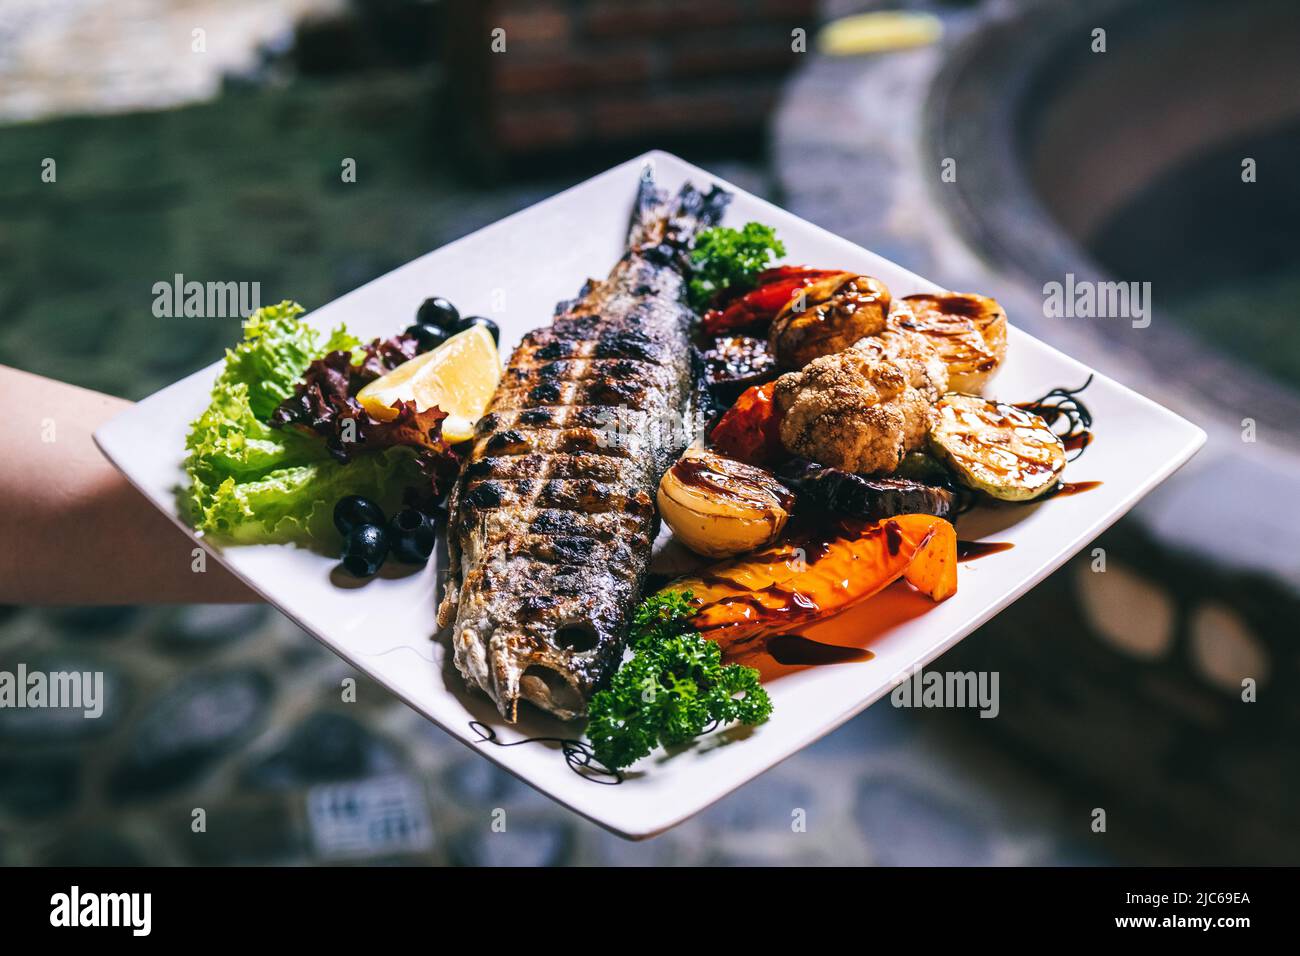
[
  {"x1": 461, "y1": 477, "x2": 655, "y2": 517},
  {"x1": 438, "y1": 172, "x2": 731, "y2": 721}
]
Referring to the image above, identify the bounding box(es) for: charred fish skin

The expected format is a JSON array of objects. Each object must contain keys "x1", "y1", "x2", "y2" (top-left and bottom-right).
[{"x1": 439, "y1": 170, "x2": 731, "y2": 722}]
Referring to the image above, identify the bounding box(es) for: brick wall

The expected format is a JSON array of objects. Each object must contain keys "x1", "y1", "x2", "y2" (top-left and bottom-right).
[{"x1": 444, "y1": 0, "x2": 818, "y2": 162}]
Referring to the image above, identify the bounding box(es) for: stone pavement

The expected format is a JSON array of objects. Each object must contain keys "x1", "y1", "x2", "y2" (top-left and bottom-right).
[{"x1": 1, "y1": 600, "x2": 1146, "y2": 865}]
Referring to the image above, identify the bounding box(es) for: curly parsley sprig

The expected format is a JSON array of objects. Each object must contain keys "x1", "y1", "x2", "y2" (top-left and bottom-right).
[
  {"x1": 688, "y1": 222, "x2": 786, "y2": 311},
  {"x1": 586, "y1": 590, "x2": 773, "y2": 771}
]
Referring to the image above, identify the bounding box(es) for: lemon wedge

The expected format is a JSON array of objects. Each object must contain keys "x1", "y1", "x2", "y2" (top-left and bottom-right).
[{"x1": 356, "y1": 324, "x2": 502, "y2": 443}]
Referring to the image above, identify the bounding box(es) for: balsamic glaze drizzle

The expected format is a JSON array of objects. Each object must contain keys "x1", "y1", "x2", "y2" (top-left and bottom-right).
[
  {"x1": 469, "y1": 721, "x2": 623, "y2": 785},
  {"x1": 1015, "y1": 375, "x2": 1096, "y2": 461}
]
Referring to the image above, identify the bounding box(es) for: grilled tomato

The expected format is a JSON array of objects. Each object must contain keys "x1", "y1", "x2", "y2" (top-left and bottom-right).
[
  {"x1": 709, "y1": 380, "x2": 784, "y2": 465},
  {"x1": 657, "y1": 449, "x2": 795, "y2": 558}
]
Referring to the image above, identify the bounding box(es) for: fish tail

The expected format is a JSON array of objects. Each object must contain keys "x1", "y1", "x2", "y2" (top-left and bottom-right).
[
  {"x1": 626, "y1": 163, "x2": 732, "y2": 260},
  {"x1": 626, "y1": 163, "x2": 669, "y2": 250}
]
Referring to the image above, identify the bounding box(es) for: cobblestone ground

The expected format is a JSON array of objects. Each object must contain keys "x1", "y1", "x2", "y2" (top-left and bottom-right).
[
  {"x1": 1, "y1": 601, "x2": 1141, "y2": 865},
  {"x1": 0, "y1": 65, "x2": 1215, "y2": 866}
]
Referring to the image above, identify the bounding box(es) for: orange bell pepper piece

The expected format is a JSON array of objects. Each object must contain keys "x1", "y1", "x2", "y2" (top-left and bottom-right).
[{"x1": 665, "y1": 514, "x2": 957, "y2": 650}]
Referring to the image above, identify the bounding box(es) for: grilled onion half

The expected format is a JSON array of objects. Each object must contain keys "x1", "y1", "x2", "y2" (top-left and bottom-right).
[{"x1": 657, "y1": 449, "x2": 795, "y2": 557}]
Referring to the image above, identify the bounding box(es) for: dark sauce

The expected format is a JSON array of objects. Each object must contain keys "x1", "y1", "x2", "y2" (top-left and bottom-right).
[
  {"x1": 703, "y1": 335, "x2": 776, "y2": 390},
  {"x1": 785, "y1": 514, "x2": 892, "y2": 567},
  {"x1": 692, "y1": 580, "x2": 819, "y2": 635},
  {"x1": 1014, "y1": 375, "x2": 1096, "y2": 462},
  {"x1": 468, "y1": 721, "x2": 621, "y2": 785},
  {"x1": 1052, "y1": 480, "x2": 1103, "y2": 498},
  {"x1": 956, "y1": 540, "x2": 1015, "y2": 562},
  {"x1": 766, "y1": 634, "x2": 874, "y2": 666},
  {"x1": 884, "y1": 520, "x2": 904, "y2": 555},
  {"x1": 933, "y1": 294, "x2": 985, "y2": 319},
  {"x1": 801, "y1": 537, "x2": 834, "y2": 565},
  {"x1": 1063, "y1": 432, "x2": 1093, "y2": 454}
]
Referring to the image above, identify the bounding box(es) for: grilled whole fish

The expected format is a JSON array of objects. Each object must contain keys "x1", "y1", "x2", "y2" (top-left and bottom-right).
[{"x1": 437, "y1": 171, "x2": 731, "y2": 721}]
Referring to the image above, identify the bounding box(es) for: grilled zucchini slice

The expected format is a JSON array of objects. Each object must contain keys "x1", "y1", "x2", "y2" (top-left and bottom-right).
[{"x1": 928, "y1": 393, "x2": 1064, "y2": 501}]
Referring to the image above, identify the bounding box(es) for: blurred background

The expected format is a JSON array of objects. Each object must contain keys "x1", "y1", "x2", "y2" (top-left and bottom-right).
[{"x1": 1, "y1": 0, "x2": 1296, "y2": 865}]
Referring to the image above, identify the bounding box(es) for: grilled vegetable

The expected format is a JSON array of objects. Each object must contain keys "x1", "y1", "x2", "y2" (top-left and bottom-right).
[
  {"x1": 776, "y1": 458, "x2": 954, "y2": 521},
  {"x1": 658, "y1": 449, "x2": 795, "y2": 558},
  {"x1": 770, "y1": 273, "x2": 889, "y2": 370},
  {"x1": 771, "y1": 345, "x2": 936, "y2": 475},
  {"x1": 702, "y1": 335, "x2": 777, "y2": 396},
  {"x1": 928, "y1": 393, "x2": 1065, "y2": 501},
  {"x1": 665, "y1": 513, "x2": 958, "y2": 651},
  {"x1": 701, "y1": 266, "x2": 843, "y2": 334},
  {"x1": 893, "y1": 451, "x2": 953, "y2": 485},
  {"x1": 709, "y1": 380, "x2": 784, "y2": 465},
  {"x1": 890, "y1": 293, "x2": 1007, "y2": 393}
]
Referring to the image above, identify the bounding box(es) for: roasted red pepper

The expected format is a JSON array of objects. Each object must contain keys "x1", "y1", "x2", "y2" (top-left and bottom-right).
[
  {"x1": 710, "y1": 380, "x2": 785, "y2": 465},
  {"x1": 701, "y1": 267, "x2": 843, "y2": 335}
]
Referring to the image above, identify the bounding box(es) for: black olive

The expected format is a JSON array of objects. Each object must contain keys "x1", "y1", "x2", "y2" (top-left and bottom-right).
[
  {"x1": 417, "y1": 296, "x2": 460, "y2": 331},
  {"x1": 405, "y1": 323, "x2": 449, "y2": 353},
  {"x1": 334, "y1": 495, "x2": 385, "y2": 536},
  {"x1": 388, "y1": 508, "x2": 436, "y2": 565},
  {"x1": 450, "y1": 315, "x2": 500, "y2": 344},
  {"x1": 342, "y1": 524, "x2": 389, "y2": 578}
]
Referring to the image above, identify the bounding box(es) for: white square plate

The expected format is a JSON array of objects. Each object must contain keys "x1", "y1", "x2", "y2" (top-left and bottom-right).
[{"x1": 95, "y1": 151, "x2": 1205, "y2": 839}]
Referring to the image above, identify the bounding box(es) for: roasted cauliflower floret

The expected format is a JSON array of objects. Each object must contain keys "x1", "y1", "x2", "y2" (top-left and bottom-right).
[
  {"x1": 853, "y1": 327, "x2": 949, "y2": 402},
  {"x1": 773, "y1": 348, "x2": 936, "y2": 474},
  {"x1": 770, "y1": 273, "x2": 890, "y2": 370}
]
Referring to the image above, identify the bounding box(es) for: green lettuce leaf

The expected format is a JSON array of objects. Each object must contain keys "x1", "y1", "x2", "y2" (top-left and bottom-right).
[
  {"x1": 190, "y1": 449, "x2": 422, "y2": 543},
  {"x1": 182, "y1": 301, "x2": 411, "y2": 543},
  {"x1": 215, "y1": 300, "x2": 358, "y2": 420},
  {"x1": 186, "y1": 378, "x2": 326, "y2": 479}
]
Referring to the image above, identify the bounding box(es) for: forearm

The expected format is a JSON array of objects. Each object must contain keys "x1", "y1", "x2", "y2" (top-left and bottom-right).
[{"x1": 0, "y1": 365, "x2": 257, "y2": 604}]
